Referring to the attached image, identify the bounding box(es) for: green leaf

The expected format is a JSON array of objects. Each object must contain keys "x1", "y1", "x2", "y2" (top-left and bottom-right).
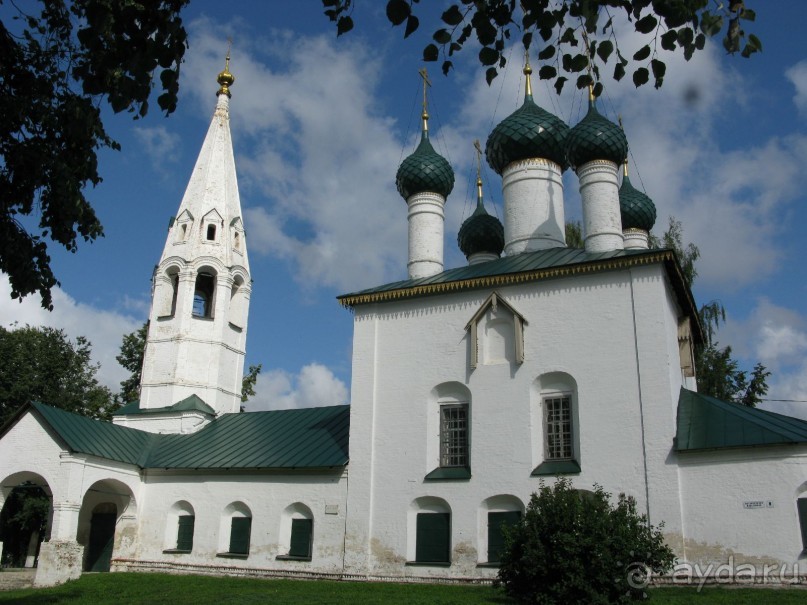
[
  {"x1": 538, "y1": 65, "x2": 556, "y2": 80},
  {"x1": 632, "y1": 45, "x2": 650, "y2": 61},
  {"x1": 560, "y1": 27, "x2": 576, "y2": 44},
  {"x1": 569, "y1": 53, "x2": 588, "y2": 73},
  {"x1": 596, "y1": 40, "x2": 613, "y2": 62},
  {"x1": 386, "y1": 0, "x2": 410, "y2": 26},
  {"x1": 660, "y1": 30, "x2": 677, "y2": 51},
  {"x1": 576, "y1": 74, "x2": 593, "y2": 90},
  {"x1": 635, "y1": 14, "x2": 658, "y2": 34},
  {"x1": 651, "y1": 59, "x2": 666, "y2": 88},
  {"x1": 423, "y1": 43, "x2": 439, "y2": 62},
  {"x1": 433, "y1": 29, "x2": 451, "y2": 44},
  {"x1": 404, "y1": 15, "x2": 419, "y2": 38},
  {"x1": 632, "y1": 67, "x2": 649, "y2": 87},
  {"x1": 441, "y1": 5, "x2": 464, "y2": 26},
  {"x1": 554, "y1": 76, "x2": 567, "y2": 95},
  {"x1": 485, "y1": 67, "x2": 498, "y2": 85},
  {"x1": 479, "y1": 47, "x2": 499, "y2": 66},
  {"x1": 442, "y1": 60, "x2": 453, "y2": 75},
  {"x1": 336, "y1": 15, "x2": 354, "y2": 36},
  {"x1": 538, "y1": 44, "x2": 555, "y2": 60},
  {"x1": 741, "y1": 9, "x2": 756, "y2": 22},
  {"x1": 522, "y1": 32, "x2": 533, "y2": 49},
  {"x1": 593, "y1": 82, "x2": 603, "y2": 98}
]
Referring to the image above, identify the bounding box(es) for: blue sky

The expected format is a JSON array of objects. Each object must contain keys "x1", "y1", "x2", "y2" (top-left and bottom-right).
[{"x1": 3, "y1": 2, "x2": 806, "y2": 419}]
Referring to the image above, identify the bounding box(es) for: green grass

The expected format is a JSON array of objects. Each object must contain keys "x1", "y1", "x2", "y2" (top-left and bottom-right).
[{"x1": 0, "y1": 573, "x2": 804, "y2": 604}]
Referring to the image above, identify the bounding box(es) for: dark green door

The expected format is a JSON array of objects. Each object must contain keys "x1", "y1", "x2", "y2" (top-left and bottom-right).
[{"x1": 86, "y1": 512, "x2": 116, "y2": 572}]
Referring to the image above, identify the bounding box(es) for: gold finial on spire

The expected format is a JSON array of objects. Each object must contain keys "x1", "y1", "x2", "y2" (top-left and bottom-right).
[
  {"x1": 419, "y1": 67, "x2": 432, "y2": 132},
  {"x1": 523, "y1": 47, "x2": 533, "y2": 98},
  {"x1": 217, "y1": 40, "x2": 235, "y2": 97},
  {"x1": 474, "y1": 139, "x2": 484, "y2": 204},
  {"x1": 618, "y1": 115, "x2": 629, "y2": 176}
]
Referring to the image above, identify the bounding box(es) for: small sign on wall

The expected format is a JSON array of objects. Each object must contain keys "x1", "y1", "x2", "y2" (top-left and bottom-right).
[
  {"x1": 743, "y1": 500, "x2": 774, "y2": 509},
  {"x1": 325, "y1": 504, "x2": 339, "y2": 515}
]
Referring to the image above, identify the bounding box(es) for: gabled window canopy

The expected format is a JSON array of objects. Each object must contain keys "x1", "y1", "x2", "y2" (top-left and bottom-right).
[{"x1": 465, "y1": 291, "x2": 527, "y2": 369}]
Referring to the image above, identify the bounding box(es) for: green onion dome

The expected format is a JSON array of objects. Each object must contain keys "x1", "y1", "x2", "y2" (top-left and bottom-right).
[
  {"x1": 485, "y1": 62, "x2": 569, "y2": 174},
  {"x1": 485, "y1": 95, "x2": 570, "y2": 174},
  {"x1": 396, "y1": 117, "x2": 455, "y2": 200},
  {"x1": 566, "y1": 99, "x2": 628, "y2": 170},
  {"x1": 619, "y1": 173, "x2": 656, "y2": 231},
  {"x1": 458, "y1": 179, "x2": 504, "y2": 258}
]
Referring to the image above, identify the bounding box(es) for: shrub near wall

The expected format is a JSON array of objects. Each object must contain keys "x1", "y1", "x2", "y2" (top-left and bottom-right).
[{"x1": 496, "y1": 478, "x2": 675, "y2": 604}]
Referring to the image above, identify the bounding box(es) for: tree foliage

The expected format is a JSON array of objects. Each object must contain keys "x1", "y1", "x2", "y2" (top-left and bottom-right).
[
  {"x1": 0, "y1": 0, "x2": 189, "y2": 310},
  {"x1": 0, "y1": 483, "x2": 50, "y2": 567},
  {"x1": 322, "y1": 0, "x2": 760, "y2": 90},
  {"x1": 652, "y1": 217, "x2": 770, "y2": 407},
  {"x1": 0, "y1": 324, "x2": 115, "y2": 426},
  {"x1": 565, "y1": 220, "x2": 583, "y2": 248},
  {"x1": 496, "y1": 478, "x2": 675, "y2": 604}
]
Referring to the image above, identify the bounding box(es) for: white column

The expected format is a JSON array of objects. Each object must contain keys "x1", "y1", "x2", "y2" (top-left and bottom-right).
[
  {"x1": 578, "y1": 160, "x2": 624, "y2": 253},
  {"x1": 406, "y1": 191, "x2": 445, "y2": 279},
  {"x1": 501, "y1": 158, "x2": 565, "y2": 254}
]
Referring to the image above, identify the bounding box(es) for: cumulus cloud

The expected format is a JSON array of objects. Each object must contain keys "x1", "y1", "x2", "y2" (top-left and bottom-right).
[
  {"x1": 246, "y1": 363, "x2": 349, "y2": 411},
  {"x1": 785, "y1": 60, "x2": 807, "y2": 116},
  {"x1": 133, "y1": 125, "x2": 182, "y2": 175},
  {"x1": 720, "y1": 298, "x2": 807, "y2": 420},
  {"x1": 0, "y1": 277, "x2": 142, "y2": 392}
]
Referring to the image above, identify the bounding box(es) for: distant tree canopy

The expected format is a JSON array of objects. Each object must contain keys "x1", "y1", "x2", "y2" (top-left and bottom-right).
[
  {"x1": 323, "y1": 0, "x2": 760, "y2": 89},
  {"x1": 652, "y1": 217, "x2": 770, "y2": 407},
  {"x1": 0, "y1": 324, "x2": 115, "y2": 426},
  {"x1": 0, "y1": 0, "x2": 188, "y2": 310}
]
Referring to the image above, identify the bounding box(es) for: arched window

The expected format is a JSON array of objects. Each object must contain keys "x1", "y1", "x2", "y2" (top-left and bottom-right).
[
  {"x1": 407, "y1": 497, "x2": 451, "y2": 565},
  {"x1": 426, "y1": 382, "x2": 472, "y2": 480},
  {"x1": 218, "y1": 501, "x2": 251, "y2": 558},
  {"x1": 277, "y1": 502, "x2": 314, "y2": 561},
  {"x1": 479, "y1": 495, "x2": 524, "y2": 565},
  {"x1": 206, "y1": 224, "x2": 217, "y2": 241},
  {"x1": 798, "y1": 495, "x2": 807, "y2": 552},
  {"x1": 531, "y1": 372, "x2": 581, "y2": 476},
  {"x1": 193, "y1": 271, "x2": 216, "y2": 318},
  {"x1": 163, "y1": 501, "x2": 194, "y2": 553}
]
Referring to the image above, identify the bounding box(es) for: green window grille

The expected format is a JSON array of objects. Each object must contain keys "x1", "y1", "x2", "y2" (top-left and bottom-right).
[
  {"x1": 289, "y1": 518, "x2": 313, "y2": 558},
  {"x1": 415, "y1": 512, "x2": 450, "y2": 563},
  {"x1": 487, "y1": 511, "x2": 521, "y2": 563},
  {"x1": 176, "y1": 515, "x2": 195, "y2": 551},
  {"x1": 229, "y1": 517, "x2": 251, "y2": 555},
  {"x1": 798, "y1": 498, "x2": 807, "y2": 551},
  {"x1": 440, "y1": 404, "x2": 468, "y2": 467},
  {"x1": 545, "y1": 395, "x2": 573, "y2": 460}
]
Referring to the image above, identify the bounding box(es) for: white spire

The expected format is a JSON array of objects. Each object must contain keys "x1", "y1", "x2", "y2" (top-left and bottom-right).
[{"x1": 127, "y1": 60, "x2": 252, "y2": 432}]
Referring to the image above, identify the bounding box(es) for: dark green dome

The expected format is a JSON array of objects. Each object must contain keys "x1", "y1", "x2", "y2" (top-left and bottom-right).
[
  {"x1": 485, "y1": 95, "x2": 570, "y2": 174},
  {"x1": 396, "y1": 131, "x2": 455, "y2": 200},
  {"x1": 457, "y1": 199, "x2": 504, "y2": 259},
  {"x1": 566, "y1": 100, "x2": 628, "y2": 170},
  {"x1": 619, "y1": 174, "x2": 656, "y2": 231}
]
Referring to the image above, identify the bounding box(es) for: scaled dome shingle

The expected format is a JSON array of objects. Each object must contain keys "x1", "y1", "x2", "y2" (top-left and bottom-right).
[
  {"x1": 619, "y1": 174, "x2": 656, "y2": 231},
  {"x1": 458, "y1": 202, "x2": 504, "y2": 259},
  {"x1": 566, "y1": 101, "x2": 628, "y2": 169},
  {"x1": 396, "y1": 132, "x2": 455, "y2": 200},
  {"x1": 485, "y1": 96, "x2": 570, "y2": 174}
]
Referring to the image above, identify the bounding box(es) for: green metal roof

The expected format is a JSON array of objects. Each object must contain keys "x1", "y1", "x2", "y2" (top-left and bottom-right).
[
  {"x1": 112, "y1": 395, "x2": 215, "y2": 417},
  {"x1": 17, "y1": 402, "x2": 350, "y2": 471},
  {"x1": 338, "y1": 246, "x2": 703, "y2": 344},
  {"x1": 31, "y1": 402, "x2": 156, "y2": 466},
  {"x1": 675, "y1": 388, "x2": 807, "y2": 452}
]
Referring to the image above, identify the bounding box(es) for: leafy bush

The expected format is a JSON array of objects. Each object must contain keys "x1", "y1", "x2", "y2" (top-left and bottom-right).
[{"x1": 496, "y1": 478, "x2": 675, "y2": 604}]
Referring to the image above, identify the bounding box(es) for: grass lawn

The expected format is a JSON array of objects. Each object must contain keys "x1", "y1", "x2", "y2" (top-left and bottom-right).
[{"x1": 0, "y1": 573, "x2": 804, "y2": 604}]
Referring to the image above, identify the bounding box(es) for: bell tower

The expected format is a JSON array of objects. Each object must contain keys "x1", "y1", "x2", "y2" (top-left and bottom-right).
[{"x1": 132, "y1": 53, "x2": 251, "y2": 429}]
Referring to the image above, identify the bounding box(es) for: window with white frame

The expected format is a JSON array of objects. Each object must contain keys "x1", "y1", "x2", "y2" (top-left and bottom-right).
[
  {"x1": 440, "y1": 404, "x2": 468, "y2": 468},
  {"x1": 544, "y1": 395, "x2": 573, "y2": 461}
]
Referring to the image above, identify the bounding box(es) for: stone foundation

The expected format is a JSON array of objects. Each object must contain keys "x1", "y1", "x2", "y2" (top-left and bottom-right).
[{"x1": 34, "y1": 541, "x2": 84, "y2": 587}]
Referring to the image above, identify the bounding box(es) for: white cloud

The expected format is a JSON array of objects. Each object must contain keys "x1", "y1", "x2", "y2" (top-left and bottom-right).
[
  {"x1": 785, "y1": 60, "x2": 807, "y2": 116},
  {"x1": 0, "y1": 277, "x2": 142, "y2": 392},
  {"x1": 133, "y1": 125, "x2": 182, "y2": 175},
  {"x1": 246, "y1": 363, "x2": 349, "y2": 411}
]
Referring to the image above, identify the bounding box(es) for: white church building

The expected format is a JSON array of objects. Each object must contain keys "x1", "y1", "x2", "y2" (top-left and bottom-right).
[{"x1": 1, "y1": 59, "x2": 806, "y2": 587}]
